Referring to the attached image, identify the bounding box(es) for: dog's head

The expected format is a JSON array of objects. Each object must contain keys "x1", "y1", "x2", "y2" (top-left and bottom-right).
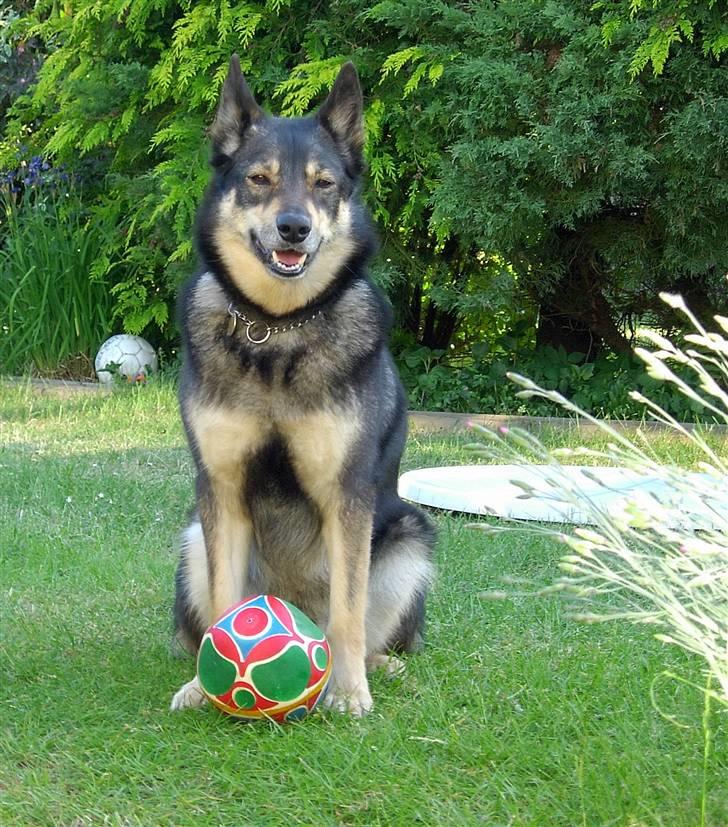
[{"x1": 198, "y1": 56, "x2": 373, "y2": 316}]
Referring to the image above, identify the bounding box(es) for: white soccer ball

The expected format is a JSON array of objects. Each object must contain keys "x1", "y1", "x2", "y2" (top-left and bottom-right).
[{"x1": 95, "y1": 334, "x2": 158, "y2": 384}]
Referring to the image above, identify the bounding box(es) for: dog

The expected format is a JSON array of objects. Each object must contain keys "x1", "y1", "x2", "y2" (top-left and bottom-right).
[{"x1": 170, "y1": 56, "x2": 435, "y2": 716}]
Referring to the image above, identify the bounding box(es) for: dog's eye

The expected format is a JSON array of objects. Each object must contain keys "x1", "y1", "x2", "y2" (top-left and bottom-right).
[
  {"x1": 248, "y1": 174, "x2": 271, "y2": 186},
  {"x1": 315, "y1": 178, "x2": 335, "y2": 189}
]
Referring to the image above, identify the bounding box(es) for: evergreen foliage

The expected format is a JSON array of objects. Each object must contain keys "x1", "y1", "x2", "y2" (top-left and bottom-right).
[
  {"x1": 1, "y1": 0, "x2": 726, "y2": 385},
  {"x1": 418, "y1": 2, "x2": 728, "y2": 354},
  {"x1": 600, "y1": 0, "x2": 728, "y2": 77}
]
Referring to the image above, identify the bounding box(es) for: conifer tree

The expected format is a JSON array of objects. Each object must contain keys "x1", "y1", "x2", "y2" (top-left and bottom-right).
[{"x1": 3, "y1": 0, "x2": 726, "y2": 356}]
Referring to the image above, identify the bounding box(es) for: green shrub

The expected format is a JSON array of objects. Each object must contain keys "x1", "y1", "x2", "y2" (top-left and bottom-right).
[
  {"x1": 397, "y1": 341, "x2": 711, "y2": 421},
  {"x1": 0, "y1": 178, "x2": 113, "y2": 377},
  {"x1": 5, "y1": 1, "x2": 726, "y2": 359}
]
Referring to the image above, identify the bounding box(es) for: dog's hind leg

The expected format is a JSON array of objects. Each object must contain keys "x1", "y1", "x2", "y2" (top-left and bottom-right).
[
  {"x1": 173, "y1": 520, "x2": 210, "y2": 655},
  {"x1": 170, "y1": 520, "x2": 212, "y2": 711},
  {"x1": 171, "y1": 674, "x2": 208, "y2": 710},
  {"x1": 365, "y1": 504, "x2": 435, "y2": 667}
]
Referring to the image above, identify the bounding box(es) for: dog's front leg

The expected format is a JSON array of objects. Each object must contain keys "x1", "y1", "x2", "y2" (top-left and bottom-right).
[
  {"x1": 170, "y1": 476, "x2": 253, "y2": 711},
  {"x1": 187, "y1": 408, "x2": 262, "y2": 621},
  {"x1": 284, "y1": 412, "x2": 373, "y2": 714},
  {"x1": 200, "y1": 474, "x2": 253, "y2": 621},
  {"x1": 171, "y1": 407, "x2": 261, "y2": 712},
  {"x1": 322, "y1": 501, "x2": 373, "y2": 716}
]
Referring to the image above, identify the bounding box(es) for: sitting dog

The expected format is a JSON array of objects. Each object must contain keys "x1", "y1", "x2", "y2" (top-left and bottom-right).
[{"x1": 170, "y1": 57, "x2": 435, "y2": 715}]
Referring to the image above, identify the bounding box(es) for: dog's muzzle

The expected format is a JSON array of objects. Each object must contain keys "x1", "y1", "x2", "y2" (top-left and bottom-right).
[{"x1": 251, "y1": 230, "x2": 318, "y2": 279}]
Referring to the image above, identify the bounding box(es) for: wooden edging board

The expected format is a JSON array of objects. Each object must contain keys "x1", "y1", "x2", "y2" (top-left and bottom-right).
[
  {"x1": 4, "y1": 379, "x2": 727, "y2": 437},
  {"x1": 408, "y1": 410, "x2": 728, "y2": 436}
]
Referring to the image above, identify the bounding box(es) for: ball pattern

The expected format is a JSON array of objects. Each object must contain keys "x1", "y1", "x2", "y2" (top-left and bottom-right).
[{"x1": 197, "y1": 595, "x2": 332, "y2": 722}]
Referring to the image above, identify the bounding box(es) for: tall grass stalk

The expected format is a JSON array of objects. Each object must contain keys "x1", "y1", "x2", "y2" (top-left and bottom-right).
[
  {"x1": 472, "y1": 291, "x2": 728, "y2": 707},
  {"x1": 0, "y1": 187, "x2": 113, "y2": 377}
]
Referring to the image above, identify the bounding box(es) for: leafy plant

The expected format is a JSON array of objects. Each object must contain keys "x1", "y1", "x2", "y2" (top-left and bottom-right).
[
  {"x1": 0, "y1": 175, "x2": 114, "y2": 377},
  {"x1": 2, "y1": 0, "x2": 726, "y2": 362},
  {"x1": 599, "y1": 0, "x2": 728, "y2": 76}
]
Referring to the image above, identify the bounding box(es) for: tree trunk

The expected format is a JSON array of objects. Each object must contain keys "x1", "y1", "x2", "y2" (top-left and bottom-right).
[
  {"x1": 401, "y1": 236, "x2": 464, "y2": 350},
  {"x1": 403, "y1": 281, "x2": 422, "y2": 337},
  {"x1": 536, "y1": 308, "x2": 596, "y2": 356},
  {"x1": 536, "y1": 246, "x2": 631, "y2": 358},
  {"x1": 421, "y1": 303, "x2": 458, "y2": 349}
]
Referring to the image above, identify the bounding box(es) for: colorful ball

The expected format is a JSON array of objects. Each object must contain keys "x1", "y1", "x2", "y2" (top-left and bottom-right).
[{"x1": 197, "y1": 595, "x2": 332, "y2": 722}]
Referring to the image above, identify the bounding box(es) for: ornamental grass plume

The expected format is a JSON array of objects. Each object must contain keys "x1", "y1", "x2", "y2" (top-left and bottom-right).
[{"x1": 472, "y1": 292, "x2": 728, "y2": 707}]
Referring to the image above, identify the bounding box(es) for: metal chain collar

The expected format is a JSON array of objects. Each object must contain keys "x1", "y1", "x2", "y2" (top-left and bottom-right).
[{"x1": 226, "y1": 302, "x2": 321, "y2": 345}]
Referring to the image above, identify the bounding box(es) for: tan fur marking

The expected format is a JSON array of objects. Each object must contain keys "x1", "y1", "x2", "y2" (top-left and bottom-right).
[
  {"x1": 300, "y1": 200, "x2": 354, "y2": 307},
  {"x1": 214, "y1": 193, "x2": 272, "y2": 306},
  {"x1": 325, "y1": 509, "x2": 371, "y2": 634},
  {"x1": 305, "y1": 163, "x2": 337, "y2": 188},
  {"x1": 283, "y1": 408, "x2": 360, "y2": 506},
  {"x1": 256, "y1": 157, "x2": 281, "y2": 177},
  {"x1": 189, "y1": 404, "x2": 266, "y2": 485},
  {"x1": 308, "y1": 199, "x2": 332, "y2": 240},
  {"x1": 322, "y1": 505, "x2": 373, "y2": 715},
  {"x1": 248, "y1": 158, "x2": 280, "y2": 181}
]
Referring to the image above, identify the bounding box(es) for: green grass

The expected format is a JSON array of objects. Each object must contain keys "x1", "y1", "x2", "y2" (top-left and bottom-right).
[{"x1": 1, "y1": 381, "x2": 726, "y2": 826}]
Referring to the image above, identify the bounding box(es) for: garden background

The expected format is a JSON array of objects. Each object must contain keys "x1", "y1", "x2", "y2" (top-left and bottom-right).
[
  {"x1": 2, "y1": 3, "x2": 728, "y2": 824},
  {"x1": 1, "y1": 0, "x2": 727, "y2": 420}
]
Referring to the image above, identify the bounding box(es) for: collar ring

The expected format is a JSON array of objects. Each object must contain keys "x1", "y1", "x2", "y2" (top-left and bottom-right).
[{"x1": 245, "y1": 321, "x2": 272, "y2": 344}]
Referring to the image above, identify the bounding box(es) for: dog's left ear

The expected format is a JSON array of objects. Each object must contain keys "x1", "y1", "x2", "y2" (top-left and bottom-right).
[{"x1": 317, "y1": 62, "x2": 364, "y2": 175}]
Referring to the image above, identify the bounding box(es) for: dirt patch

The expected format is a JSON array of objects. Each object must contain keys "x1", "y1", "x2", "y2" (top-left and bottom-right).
[{"x1": 2, "y1": 378, "x2": 110, "y2": 397}]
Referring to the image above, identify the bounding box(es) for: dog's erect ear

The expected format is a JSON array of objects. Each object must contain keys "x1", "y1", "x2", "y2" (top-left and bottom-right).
[
  {"x1": 317, "y1": 62, "x2": 364, "y2": 175},
  {"x1": 210, "y1": 54, "x2": 264, "y2": 163}
]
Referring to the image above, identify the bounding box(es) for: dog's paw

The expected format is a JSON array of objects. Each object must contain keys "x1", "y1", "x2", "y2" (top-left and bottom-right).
[
  {"x1": 170, "y1": 676, "x2": 208, "y2": 711},
  {"x1": 366, "y1": 653, "x2": 405, "y2": 677},
  {"x1": 323, "y1": 676, "x2": 373, "y2": 717}
]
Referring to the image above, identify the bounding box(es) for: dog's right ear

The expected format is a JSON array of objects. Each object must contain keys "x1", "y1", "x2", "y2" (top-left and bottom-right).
[{"x1": 210, "y1": 55, "x2": 264, "y2": 165}]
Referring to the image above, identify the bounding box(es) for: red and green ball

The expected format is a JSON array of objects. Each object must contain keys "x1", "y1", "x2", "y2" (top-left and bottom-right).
[{"x1": 197, "y1": 594, "x2": 331, "y2": 722}]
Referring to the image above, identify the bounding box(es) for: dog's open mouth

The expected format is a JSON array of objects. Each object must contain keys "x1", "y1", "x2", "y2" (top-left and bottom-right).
[
  {"x1": 252, "y1": 234, "x2": 312, "y2": 278},
  {"x1": 272, "y1": 249, "x2": 308, "y2": 274}
]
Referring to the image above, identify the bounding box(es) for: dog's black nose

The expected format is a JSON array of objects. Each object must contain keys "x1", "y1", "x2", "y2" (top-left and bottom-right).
[{"x1": 276, "y1": 212, "x2": 311, "y2": 243}]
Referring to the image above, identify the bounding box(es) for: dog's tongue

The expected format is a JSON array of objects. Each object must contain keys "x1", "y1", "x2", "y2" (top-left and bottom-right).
[{"x1": 276, "y1": 249, "x2": 305, "y2": 266}]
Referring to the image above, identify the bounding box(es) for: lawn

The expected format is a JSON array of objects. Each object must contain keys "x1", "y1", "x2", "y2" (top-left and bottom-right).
[{"x1": 1, "y1": 380, "x2": 726, "y2": 826}]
